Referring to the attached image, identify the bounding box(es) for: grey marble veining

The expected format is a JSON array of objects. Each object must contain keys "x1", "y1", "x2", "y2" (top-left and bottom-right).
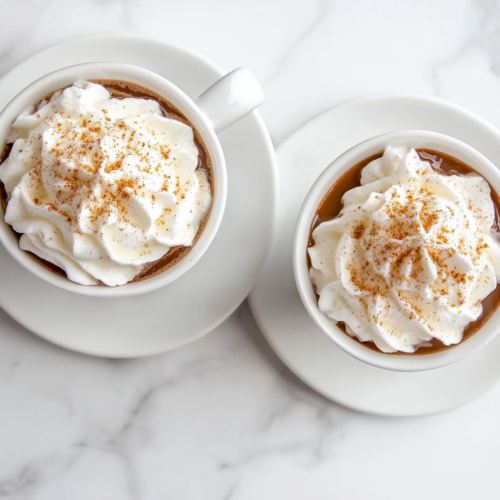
[
  {"x1": 1, "y1": 301, "x2": 500, "y2": 499},
  {"x1": 1, "y1": 0, "x2": 500, "y2": 498}
]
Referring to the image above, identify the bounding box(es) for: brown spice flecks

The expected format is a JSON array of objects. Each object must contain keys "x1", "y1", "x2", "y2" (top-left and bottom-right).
[
  {"x1": 24, "y1": 108, "x2": 189, "y2": 234},
  {"x1": 309, "y1": 148, "x2": 500, "y2": 356},
  {"x1": 351, "y1": 223, "x2": 365, "y2": 239},
  {"x1": 345, "y1": 259, "x2": 388, "y2": 298}
]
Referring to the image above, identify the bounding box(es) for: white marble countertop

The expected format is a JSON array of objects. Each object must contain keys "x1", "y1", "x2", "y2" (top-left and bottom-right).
[{"x1": 1, "y1": 0, "x2": 500, "y2": 498}]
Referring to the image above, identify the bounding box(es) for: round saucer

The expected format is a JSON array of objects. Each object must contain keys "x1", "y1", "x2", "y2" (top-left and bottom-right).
[
  {"x1": 0, "y1": 34, "x2": 277, "y2": 357},
  {"x1": 249, "y1": 94, "x2": 500, "y2": 417}
]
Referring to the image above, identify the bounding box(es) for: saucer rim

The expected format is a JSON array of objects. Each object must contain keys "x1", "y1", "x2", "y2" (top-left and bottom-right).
[
  {"x1": 0, "y1": 34, "x2": 278, "y2": 358},
  {"x1": 249, "y1": 92, "x2": 500, "y2": 416}
]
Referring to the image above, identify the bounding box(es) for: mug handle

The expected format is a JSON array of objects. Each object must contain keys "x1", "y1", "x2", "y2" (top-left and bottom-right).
[{"x1": 194, "y1": 67, "x2": 264, "y2": 133}]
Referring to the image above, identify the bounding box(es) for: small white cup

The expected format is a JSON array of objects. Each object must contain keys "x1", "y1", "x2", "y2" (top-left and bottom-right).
[
  {"x1": 0, "y1": 62, "x2": 263, "y2": 297},
  {"x1": 293, "y1": 130, "x2": 500, "y2": 372}
]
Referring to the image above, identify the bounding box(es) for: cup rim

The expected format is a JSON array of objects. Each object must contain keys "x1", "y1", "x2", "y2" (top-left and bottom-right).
[
  {"x1": 0, "y1": 62, "x2": 227, "y2": 297},
  {"x1": 293, "y1": 130, "x2": 500, "y2": 372}
]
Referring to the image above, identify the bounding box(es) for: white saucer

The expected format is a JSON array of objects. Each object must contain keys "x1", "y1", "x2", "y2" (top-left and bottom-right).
[
  {"x1": 249, "y1": 94, "x2": 500, "y2": 417},
  {"x1": 0, "y1": 34, "x2": 277, "y2": 357}
]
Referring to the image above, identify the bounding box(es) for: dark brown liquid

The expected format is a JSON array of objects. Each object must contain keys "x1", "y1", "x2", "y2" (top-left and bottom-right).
[
  {"x1": 0, "y1": 80, "x2": 213, "y2": 285},
  {"x1": 308, "y1": 149, "x2": 500, "y2": 355}
]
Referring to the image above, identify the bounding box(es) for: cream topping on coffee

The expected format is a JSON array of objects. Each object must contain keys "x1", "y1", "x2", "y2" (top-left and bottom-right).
[
  {"x1": 0, "y1": 81, "x2": 211, "y2": 286},
  {"x1": 309, "y1": 146, "x2": 500, "y2": 353}
]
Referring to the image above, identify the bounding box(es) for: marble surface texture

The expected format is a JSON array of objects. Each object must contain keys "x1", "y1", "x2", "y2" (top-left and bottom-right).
[{"x1": 1, "y1": 0, "x2": 500, "y2": 498}]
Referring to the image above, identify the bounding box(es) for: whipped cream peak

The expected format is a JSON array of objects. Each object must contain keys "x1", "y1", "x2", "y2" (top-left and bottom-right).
[
  {"x1": 309, "y1": 147, "x2": 500, "y2": 353},
  {"x1": 0, "y1": 81, "x2": 212, "y2": 286}
]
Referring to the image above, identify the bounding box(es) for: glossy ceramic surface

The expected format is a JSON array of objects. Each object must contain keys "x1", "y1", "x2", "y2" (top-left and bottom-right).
[
  {"x1": 250, "y1": 94, "x2": 500, "y2": 416},
  {"x1": 0, "y1": 35, "x2": 277, "y2": 356}
]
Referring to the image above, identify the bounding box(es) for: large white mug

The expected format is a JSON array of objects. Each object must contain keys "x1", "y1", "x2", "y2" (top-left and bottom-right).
[
  {"x1": 293, "y1": 130, "x2": 500, "y2": 372},
  {"x1": 0, "y1": 62, "x2": 263, "y2": 297}
]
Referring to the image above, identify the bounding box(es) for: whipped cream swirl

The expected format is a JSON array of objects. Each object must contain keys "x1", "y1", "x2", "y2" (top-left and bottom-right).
[
  {"x1": 309, "y1": 147, "x2": 500, "y2": 353},
  {"x1": 0, "y1": 81, "x2": 212, "y2": 286}
]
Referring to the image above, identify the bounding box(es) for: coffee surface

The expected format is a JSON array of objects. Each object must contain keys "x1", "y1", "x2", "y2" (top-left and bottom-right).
[
  {"x1": 309, "y1": 149, "x2": 500, "y2": 355},
  {"x1": 0, "y1": 80, "x2": 213, "y2": 284}
]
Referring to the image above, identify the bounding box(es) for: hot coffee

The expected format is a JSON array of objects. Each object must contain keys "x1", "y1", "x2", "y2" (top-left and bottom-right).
[
  {"x1": 0, "y1": 80, "x2": 213, "y2": 287},
  {"x1": 307, "y1": 146, "x2": 500, "y2": 354}
]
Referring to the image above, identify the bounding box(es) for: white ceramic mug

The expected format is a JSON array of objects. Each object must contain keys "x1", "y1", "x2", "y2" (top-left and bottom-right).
[
  {"x1": 0, "y1": 62, "x2": 263, "y2": 297},
  {"x1": 293, "y1": 130, "x2": 500, "y2": 372}
]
